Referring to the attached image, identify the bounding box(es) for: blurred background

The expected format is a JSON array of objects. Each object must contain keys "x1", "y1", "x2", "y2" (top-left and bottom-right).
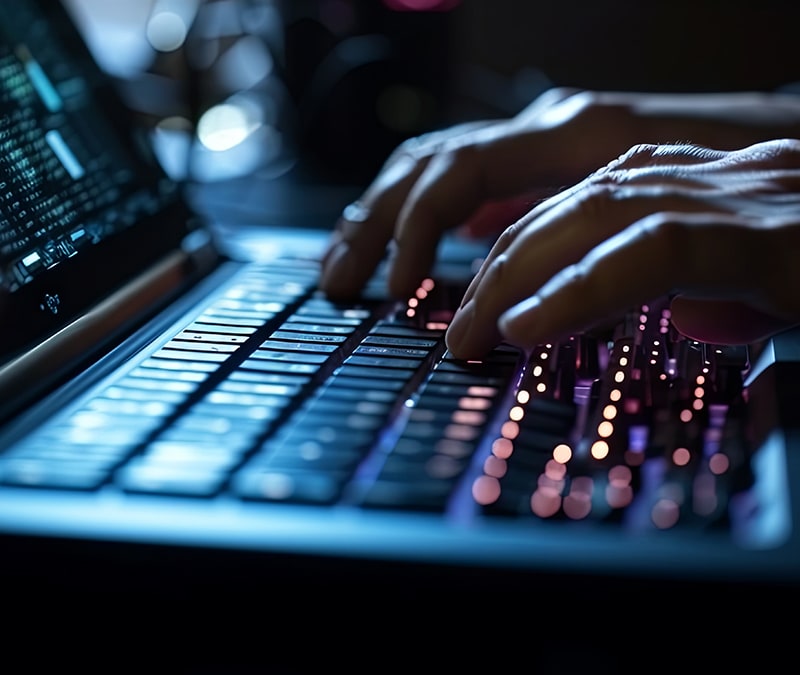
[{"x1": 62, "y1": 0, "x2": 800, "y2": 223}]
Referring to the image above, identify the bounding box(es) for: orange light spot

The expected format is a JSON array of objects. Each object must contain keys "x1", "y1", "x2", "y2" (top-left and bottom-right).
[
  {"x1": 483, "y1": 454, "x2": 507, "y2": 478},
  {"x1": 608, "y1": 464, "x2": 632, "y2": 486},
  {"x1": 672, "y1": 447, "x2": 691, "y2": 466},
  {"x1": 545, "y1": 458, "x2": 568, "y2": 480},
  {"x1": 602, "y1": 404, "x2": 617, "y2": 420},
  {"x1": 508, "y1": 405, "x2": 524, "y2": 422},
  {"x1": 458, "y1": 397, "x2": 491, "y2": 411},
  {"x1": 531, "y1": 486, "x2": 562, "y2": 518},
  {"x1": 552, "y1": 443, "x2": 572, "y2": 464},
  {"x1": 709, "y1": 453, "x2": 730, "y2": 475},
  {"x1": 591, "y1": 440, "x2": 609, "y2": 459},
  {"x1": 597, "y1": 421, "x2": 614, "y2": 438},
  {"x1": 491, "y1": 437, "x2": 513, "y2": 459},
  {"x1": 472, "y1": 475, "x2": 501, "y2": 505},
  {"x1": 501, "y1": 420, "x2": 519, "y2": 440}
]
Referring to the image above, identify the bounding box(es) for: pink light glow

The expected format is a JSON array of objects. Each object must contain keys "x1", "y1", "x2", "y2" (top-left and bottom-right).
[
  {"x1": 472, "y1": 475, "x2": 501, "y2": 505},
  {"x1": 383, "y1": 0, "x2": 460, "y2": 8}
]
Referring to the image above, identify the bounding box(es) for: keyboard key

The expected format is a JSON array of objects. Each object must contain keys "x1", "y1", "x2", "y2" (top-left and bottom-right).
[
  {"x1": 117, "y1": 460, "x2": 227, "y2": 497},
  {"x1": 233, "y1": 468, "x2": 344, "y2": 504},
  {"x1": 358, "y1": 478, "x2": 454, "y2": 512},
  {"x1": 0, "y1": 458, "x2": 113, "y2": 490}
]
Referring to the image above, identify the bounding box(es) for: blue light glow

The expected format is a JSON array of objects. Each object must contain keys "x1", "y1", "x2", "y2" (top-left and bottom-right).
[
  {"x1": 46, "y1": 130, "x2": 85, "y2": 179},
  {"x1": 25, "y1": 59, "x2": 62, "y2": 112}
]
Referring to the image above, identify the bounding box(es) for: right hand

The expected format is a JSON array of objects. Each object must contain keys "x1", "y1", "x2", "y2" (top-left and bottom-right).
[{"x1": 444, "y1": 138, "x2": 800, "y2": 359}]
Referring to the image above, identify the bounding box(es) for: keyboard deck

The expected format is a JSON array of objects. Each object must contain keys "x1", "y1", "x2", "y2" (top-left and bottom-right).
[{"x1": 0, "y1": 255, "x2": 767, "y2": 539}]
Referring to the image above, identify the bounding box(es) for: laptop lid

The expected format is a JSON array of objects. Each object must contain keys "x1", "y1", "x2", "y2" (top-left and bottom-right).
[{"x1": 0, "y1": 0, "x2": 219, "y2": 421}]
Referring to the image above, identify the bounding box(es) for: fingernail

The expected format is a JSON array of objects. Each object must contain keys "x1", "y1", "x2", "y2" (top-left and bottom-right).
[
  {"x1": 445, "y1": 300, "x2": 475, "y2": 356},
  {"x1": 342, "y1": 201, "x2": 370, "y2": 225}
]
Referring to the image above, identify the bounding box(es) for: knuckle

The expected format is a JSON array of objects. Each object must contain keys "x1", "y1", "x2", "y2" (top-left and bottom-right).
[
  {"x1": 395, "y1": 129, "x2": 449, "y2": 160},
  {"x1": 615, "y1": 143, "x2": 661, "y2": 168},
  {"x1": 395, "y1": 135, "x2": 428, "y2": 159},
  {"x1": 589, "y1": 143, "x2": 661, "y2": 179},
  {"x1": 437, "y1": 141, "x2": 480, "y2": 166},
  {"x1": 495, "y1": 219, "x2": 527, "y2": 245},
  {"x1": 576, "y1": 182, "x2": 620, "y2": 220},
  {"x1": 755, "y1": 138, "x2": 800, "y2": 166},
  {"x1": 779, "y1": 138, "x2": 800, "y2": 159},
  {"x1": 480, "y1": 253, "x2": 510, "y2": 291},
  {"x1": 541, "y1": 86, "x2": 583, "y2": 103},
  {"x1": 524, "y1": 86, "x2": 584, "y2": 112}
]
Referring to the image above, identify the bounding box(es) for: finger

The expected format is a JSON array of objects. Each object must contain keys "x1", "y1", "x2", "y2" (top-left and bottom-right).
[
  {"x1": 453, "y1": 146, "x2": 742, "y2": 311},
  {"x1": 496, "y1": 211, "x2": 790, "y2": 350},
  {"x1": 387, "y1": 122, "x2": 590, "y2": 296},
  {"x1": 451, "y1": 145, "x2": 800, "y2": 325},
  {"x1": 446, "y1": 183, "x2": 728, "y2": 358},
  {"x1": 442, "y1": 172, "x2": 599, "y2": 312},
  {"x1": 319, "y1": 153, "x2": 426, "y2": 298},
  {"x1": 319, "y1": 122, "x2": 497, "y2": 298}
]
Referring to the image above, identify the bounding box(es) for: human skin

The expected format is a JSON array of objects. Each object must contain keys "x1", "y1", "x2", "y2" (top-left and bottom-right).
[
  {"x1": 446, "y1": 139, "x2": 800, "y2": 357},
  {"x1": 318, "y1": 88, "x2": 800, "y2": 357}
]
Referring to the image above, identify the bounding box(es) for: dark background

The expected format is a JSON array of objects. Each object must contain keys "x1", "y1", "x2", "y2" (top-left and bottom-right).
[
  {"x1": 73, "y1": 0, "x2": 800, "y2": 188},
  {"x1": 280, "y1": 0, "x2": 800, "y2": 183}
]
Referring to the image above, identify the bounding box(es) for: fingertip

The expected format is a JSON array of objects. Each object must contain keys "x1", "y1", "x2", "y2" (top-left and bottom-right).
[
  {"x1": 319, "y1": 207, "x2": 393, "y2": 299},
  {"x1": 386, "y1": 243, "x2": 438, "y2": 300},
  {"x1": 341, "y1": 201, "x2": 371, "y2": 224},
  {"x1": 444, "y1": 301, "x2": 473, "y2": 358},
  {"x1": 445, "y1": 300, "x2": 504, "y2": 360},
  {"x1": 498, "y1": 295, "x2": 543, "y2": 349},
  {"x1": 318, "y1": 241, "x2": 365, "y2": 300}
]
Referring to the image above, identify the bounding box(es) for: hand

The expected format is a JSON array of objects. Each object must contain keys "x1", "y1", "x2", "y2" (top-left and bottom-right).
[
  {"x1": 445, "y1": 139, "x2": 800, "y2": 359},
  {"x1": 319, "y1": 87, "x2": 635, "y2": 299},
  {"x1": 318, "y1": 88, "x2": 800, "y2": 302}
]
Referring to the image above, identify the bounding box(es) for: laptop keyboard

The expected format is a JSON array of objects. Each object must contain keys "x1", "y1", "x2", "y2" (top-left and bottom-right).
[{"x1": 0, "y1": 255, "x2": 759, "y2": 534}]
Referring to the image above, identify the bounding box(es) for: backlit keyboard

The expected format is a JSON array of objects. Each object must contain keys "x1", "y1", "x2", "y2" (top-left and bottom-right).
[{"x1": 0, "y1": 255, "x2": 761, "y2": 538}]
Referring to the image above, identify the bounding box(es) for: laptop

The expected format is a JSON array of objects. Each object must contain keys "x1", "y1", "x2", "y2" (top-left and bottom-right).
[{"x1": 2, "y1": 0, "x2": 799, "y2": 646}]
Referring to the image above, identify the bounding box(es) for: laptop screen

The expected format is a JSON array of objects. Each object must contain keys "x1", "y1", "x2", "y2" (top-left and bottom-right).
[{"x1": 0, "y1": 0, "x2": 204, "y2": 365}]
